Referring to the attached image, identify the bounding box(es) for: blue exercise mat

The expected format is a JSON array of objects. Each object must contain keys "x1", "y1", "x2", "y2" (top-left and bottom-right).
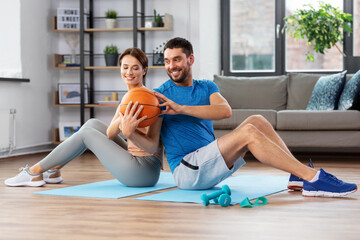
[
  {"x1": 34, "y1": 172, "x2": 176, "y2": 199},
  {"x1": 135, "y1": 175, "x2": 288, "y2": 205}
]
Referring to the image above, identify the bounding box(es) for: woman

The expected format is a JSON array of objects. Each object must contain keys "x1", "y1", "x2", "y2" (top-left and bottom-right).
[{"x1": 5, "y1": 47, "x2": 163, "y2": 187}]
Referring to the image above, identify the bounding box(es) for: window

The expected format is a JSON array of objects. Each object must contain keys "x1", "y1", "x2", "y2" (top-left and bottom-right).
[
  {"x1": 354, "y1": 0, "x2": 360, "y2": 56},
  {"x1": 230, "y1": 0, "x2": 275, "y2": 72},
  {"x1": 221, "y1": 0, "x2": 355, "y2": 76},
  {"x1": 285, "y1": 0, "x2": 343, "y2": 72}
]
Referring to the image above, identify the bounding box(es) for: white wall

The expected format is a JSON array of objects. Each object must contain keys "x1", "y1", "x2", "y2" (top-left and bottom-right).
[
  {"x1": 0, "y1": 0, "x2": 221, "y2": 157},
  {"x1": 0, "y1": 0, "x2": 56, "y2": 157}
]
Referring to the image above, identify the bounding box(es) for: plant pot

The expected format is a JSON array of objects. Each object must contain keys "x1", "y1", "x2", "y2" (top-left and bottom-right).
[
  {"x1": 105, "y1": 19, "x2": 116, "y2": 29},
  {"x1": 153, "y1": 22, "x2": 164, "y2": 27},
  {"x1": 104, "y1": 54, "x2": 119, "y2": 66}
]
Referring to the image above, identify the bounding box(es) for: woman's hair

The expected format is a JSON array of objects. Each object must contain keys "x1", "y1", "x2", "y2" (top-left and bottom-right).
[
  {"x1": 163, "y1": 37, "x2": 193, "y2": 57},
  {"x1": 118, "y1": 47, "x2": 148, "y2": 79}
]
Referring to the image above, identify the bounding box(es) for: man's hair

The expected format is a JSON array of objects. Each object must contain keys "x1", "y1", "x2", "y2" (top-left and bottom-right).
[{"x1": 164, "y1": 37, "x2": 193, "y2": 57}]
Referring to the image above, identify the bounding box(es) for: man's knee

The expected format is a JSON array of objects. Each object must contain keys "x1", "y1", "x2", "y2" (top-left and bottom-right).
[
  {"x1": 234, "y1": 123, "x2": 258, "y2": 139},
  {"x1": 247, "y1": 115, "x2": 267, "y2": 124},
  {"x1": 246, "y1": 115, "x2": 274, "y2": 130}
]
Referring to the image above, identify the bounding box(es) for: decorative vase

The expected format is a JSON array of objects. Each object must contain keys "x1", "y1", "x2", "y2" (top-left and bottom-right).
[
  {"x1": 105, "y1": 54, "x2": 119, "y2": 66},
  {"x1": 71, "y1": 49, "x2": 76, "y2": 64},
  {"x1": 105, "y1": 19, "x2": 116, "y2": 29}
]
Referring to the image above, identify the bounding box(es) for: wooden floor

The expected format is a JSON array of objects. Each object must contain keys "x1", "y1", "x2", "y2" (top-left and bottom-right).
[{"x1": 0, "y1": 152, "x2": 359, "y2": 240}]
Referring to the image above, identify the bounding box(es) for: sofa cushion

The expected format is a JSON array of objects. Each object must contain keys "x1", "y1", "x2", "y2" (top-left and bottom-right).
[
  {"x1": 276, "y1": 110, "x2": 360, "y2": 130},
  {"x1": 338, "y1": 69, "x2": 360, "y2": 110},
  {"x1": 213, "y1": 109, "x2": 277, "y2": 129},
  {"x1": 306, "y1": 71, "x2": 347, "y2": 110},
  {"x1": 213, "y1": 75, "x2": 288, "y2": 110},
  {"x1": 286, "y1": 73, "x2": 353, "y2": 110},
  {"x1": 286, "y1": 73, "x2": 324, "y2": 110}
]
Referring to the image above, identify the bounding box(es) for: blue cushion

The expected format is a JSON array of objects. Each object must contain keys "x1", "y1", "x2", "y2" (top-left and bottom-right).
[
  {"x1": 338, "y1": 70, "x2": 360, "y2": 110},
  {"x1": 306, "y1": 71, "x2": 347, "y2": 110}
]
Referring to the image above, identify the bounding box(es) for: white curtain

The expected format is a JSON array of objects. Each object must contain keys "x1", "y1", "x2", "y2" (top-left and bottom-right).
[{"x1": 0, "y1": 0, "x2": 22, "y2": 78}]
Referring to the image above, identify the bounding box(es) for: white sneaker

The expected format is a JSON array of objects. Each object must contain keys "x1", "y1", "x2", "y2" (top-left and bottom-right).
[
  {"x1": 4, "y1": 165, "x2": 46, "y2": 187},
  {"x1": 43, "y1": 169, "x2": 63, "y2": 184}
]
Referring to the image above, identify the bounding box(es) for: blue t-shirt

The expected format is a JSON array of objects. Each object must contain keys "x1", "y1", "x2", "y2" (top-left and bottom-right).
[{"x1": 154, "y1": 79, "x2": 220, "y2": 172}]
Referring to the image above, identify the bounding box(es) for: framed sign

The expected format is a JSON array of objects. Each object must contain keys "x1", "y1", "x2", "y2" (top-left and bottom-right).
[
  {"x1": 59, "y1": 122, "x2": 81, "y2": 141},
  {"x1": 58, "y1": 83, "x2": 89, "y2": 104}
]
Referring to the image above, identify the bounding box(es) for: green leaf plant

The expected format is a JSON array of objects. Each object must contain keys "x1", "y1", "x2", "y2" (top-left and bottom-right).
[
  {"x1": 105, "y1": 9, "x2": 117, "y2": 19},
  {"x1": 282, "y1": 1, "x2": 352, "y2": 61},
  {"x1": 103, "y1": 45, "x2": 118, "y2": 54},
  {"x1": 153, "y1": 9, "x2": 163, "y2": 23}
]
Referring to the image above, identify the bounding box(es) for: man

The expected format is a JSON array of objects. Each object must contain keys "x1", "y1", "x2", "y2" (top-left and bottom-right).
[{"x1": 124, "y1": 37, "x2": 357, "y2": 197}]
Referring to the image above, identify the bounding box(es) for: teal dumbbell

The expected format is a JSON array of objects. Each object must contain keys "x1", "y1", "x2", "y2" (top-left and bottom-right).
[
  {"x1": 218, "y1": 193, "x2": 231, "y2": 207},
  {"x1": 201, "y1": 185, "x2": 231, "y2": 206},
  {"x1": 212, "y1": 193, "x2": 232, "y2": 207}
]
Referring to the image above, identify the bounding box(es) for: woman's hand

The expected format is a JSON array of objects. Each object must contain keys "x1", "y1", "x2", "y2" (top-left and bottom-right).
[
  {"x1": 120, "y1": 101, "x2": 147, "y2": 138},
  {"x1": 154, "y1": 92, "x2": 183, "y2": 115},
  {"x1": 106, "y1": 104, "x2": 123, "y2": 139}
]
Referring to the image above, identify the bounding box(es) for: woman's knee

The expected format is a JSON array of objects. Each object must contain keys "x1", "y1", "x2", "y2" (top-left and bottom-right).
[
  {"x1": 83, "y1": 118, "x2": 102, "y2": 128},
  {"x1": 81, "y1": 119, "x2": 108, "y2": 134}
]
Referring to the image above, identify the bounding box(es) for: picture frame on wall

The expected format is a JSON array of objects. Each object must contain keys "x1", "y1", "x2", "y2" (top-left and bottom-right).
[
  {"x1": 58, "y1": 83, "x2": 89, "y2": 104},
  {"x1": 59, "y1": 122, "x2": 81, "y2": 141}
]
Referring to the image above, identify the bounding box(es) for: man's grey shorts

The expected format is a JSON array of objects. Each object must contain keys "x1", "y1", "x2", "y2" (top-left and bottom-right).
[{"x1": 173, "y1": 139, "x2": 246, "y2": 190}]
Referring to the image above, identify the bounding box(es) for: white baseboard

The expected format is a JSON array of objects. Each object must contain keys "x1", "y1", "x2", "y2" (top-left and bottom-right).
[{"x1": 0, "y1": 143, "x2": 54, "y2": 158}]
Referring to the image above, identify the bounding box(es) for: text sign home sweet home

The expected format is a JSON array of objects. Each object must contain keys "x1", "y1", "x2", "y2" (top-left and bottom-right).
[{"x1": 57, "y1": 8, "x2": 87, "y2": 30}]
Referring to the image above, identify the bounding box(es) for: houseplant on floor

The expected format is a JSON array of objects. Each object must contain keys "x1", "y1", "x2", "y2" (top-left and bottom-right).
[
  {"x1": 283, "y1": 1, "x2": 352, "y2": 61},
  {"x1": 105, "y1": 9, "x2": 117, "y2": 29},
  {"x1": 104, "y1": 45, "x2": 119, "y2": 66}
]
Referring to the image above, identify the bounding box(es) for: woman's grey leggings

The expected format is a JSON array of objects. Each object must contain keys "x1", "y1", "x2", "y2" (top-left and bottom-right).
[{"x1": 38, "y1": 119, "x2": 161, "y2": 187}]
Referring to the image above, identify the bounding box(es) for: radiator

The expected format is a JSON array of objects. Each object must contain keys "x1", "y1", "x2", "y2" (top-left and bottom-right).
[{"x1": 0, "y1": 109, "x2": 16, "y2": 152}]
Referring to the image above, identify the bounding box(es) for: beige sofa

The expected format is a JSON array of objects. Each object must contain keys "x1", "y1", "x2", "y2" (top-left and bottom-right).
[{"x1": 213, "y1": 73, "x2": 360, "y2": 152}]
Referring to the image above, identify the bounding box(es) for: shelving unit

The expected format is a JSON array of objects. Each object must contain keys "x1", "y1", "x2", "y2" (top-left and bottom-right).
[
  {"x1": 52, "y1": 54, "x2": 165, "y2": 70},
  {"x1": 52, "y1": 0, "x2": 173, "y2": 144},
  {"x1": 52, "y1": 13, "x2": 172, "y2": 32}
]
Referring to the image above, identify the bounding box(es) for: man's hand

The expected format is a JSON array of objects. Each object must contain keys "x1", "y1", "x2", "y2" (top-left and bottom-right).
[
  {"x1": 154, "y1": 92, "x2": 183, "y2": 115},
  {"x1": 120, "y1": 101, "x2": 147, "y2": 138}
]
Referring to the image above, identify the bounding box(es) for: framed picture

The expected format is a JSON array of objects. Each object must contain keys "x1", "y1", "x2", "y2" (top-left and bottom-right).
[
  {"x1": 59, "y1": 122, "x2": 81, "y2": 141},
  {"x1": 58, "y1": 83, "x2": 89, "y2": 104}
]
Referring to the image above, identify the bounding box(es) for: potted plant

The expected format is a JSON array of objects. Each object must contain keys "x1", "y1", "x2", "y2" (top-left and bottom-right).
[
  {"x1": 103, "y1": 45, "x2": 119, "y2": 66},
  {"x1": 283, "y1": 1, "x2": 352, "y2": 61},
  {"x1": 153, "y1": 9, "x2": 164, "y2": 27},
  {"x1": 105, "y1": 9, "x2": 117, "y2": 29}
]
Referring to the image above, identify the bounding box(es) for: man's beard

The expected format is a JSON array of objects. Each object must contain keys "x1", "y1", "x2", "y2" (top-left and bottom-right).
[{"x1": 167, "y1": 64, "x2": 190, "y2": 83}]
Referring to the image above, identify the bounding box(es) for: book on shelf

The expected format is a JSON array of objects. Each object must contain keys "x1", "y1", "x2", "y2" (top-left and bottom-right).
[
  {"x1": 57, "y1": 63, "x2": 80, "y2": 67},
  {"x1": 98, "y1": 100, "x2": 120, "y2": 106}
]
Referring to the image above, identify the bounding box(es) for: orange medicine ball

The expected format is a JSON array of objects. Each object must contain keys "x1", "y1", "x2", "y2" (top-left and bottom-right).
[{"x1": 120, "y1": 87, "x2": 161, "y2": 128}]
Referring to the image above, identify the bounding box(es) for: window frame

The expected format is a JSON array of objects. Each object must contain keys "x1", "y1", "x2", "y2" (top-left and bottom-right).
[{"x1": 221, "y1": 0, "x2": 357, "y2": 76}]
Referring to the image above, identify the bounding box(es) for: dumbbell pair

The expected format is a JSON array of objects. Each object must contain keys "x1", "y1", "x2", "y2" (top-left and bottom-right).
[{"x1": 201, "y1": 185, "x2": 231, "y2": 207}]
